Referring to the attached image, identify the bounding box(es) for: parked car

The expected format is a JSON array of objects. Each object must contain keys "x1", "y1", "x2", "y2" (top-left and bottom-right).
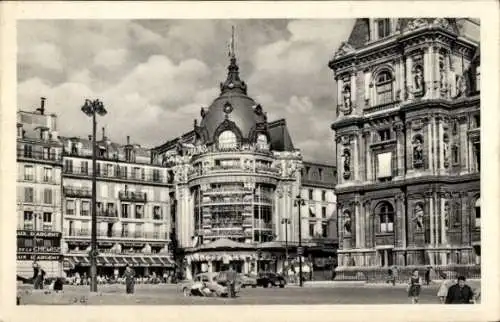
[
  {"x1": 256, "y1": 272, "x2": 286, "y2": 288},
  {"x1": 181, "y1": 272, "x2": 241, "y2": 297},
  {"x1": 237, "y1": 273, "x2": 257, "y2": 288}
]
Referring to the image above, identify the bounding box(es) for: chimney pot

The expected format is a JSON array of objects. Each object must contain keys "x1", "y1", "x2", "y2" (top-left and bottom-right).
[
  {"x1": 88, "y1": 135, "x2": 92, "y2": 141},
  {"x1": 102, "y1": 127, "x2": 106, "y2": 140},
  {"x1": 40, "y1": 97, "x2": 46, "y2": 115},
  {"x1": 127, "y1": 136, "x2": 130, "y2": 145}
]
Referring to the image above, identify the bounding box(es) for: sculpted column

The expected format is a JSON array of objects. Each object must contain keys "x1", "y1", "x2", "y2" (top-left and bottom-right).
[
  {"x1": 365, "y1": 131, "x2": 372, "y2": 181},
  {"x1": 363, "y1": 200, "x2": 371, "y2": 250},
  {"x1": 458, "y1": 115, "x2": 469, "y2": 174},
  {"x1": 358, "y1": 132, "x2": 365, "y2": 182},
  {"x1": 352, "y1": 134, "x2": 359, "y2": 181}
]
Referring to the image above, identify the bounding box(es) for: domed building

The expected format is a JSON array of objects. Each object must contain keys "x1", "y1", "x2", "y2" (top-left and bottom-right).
[{"x1": 152, "y1": 50, "x2": 338, "y2": 279}]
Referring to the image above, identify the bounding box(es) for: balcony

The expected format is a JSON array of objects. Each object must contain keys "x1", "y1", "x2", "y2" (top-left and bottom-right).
[
  {"x1": 204, "y1": 229, "x2": 245, "y2": 237},
  {"x1": 119, "y1": 191, "x2": 147, "y2": 202},
  {"x1": 17, "y1": 149, "x2": 62, "y2": 163},
  {"x1": 63, "y1": 167, "x2": 170, "y2": 185},
  {"x1": 63, "y1": 186, "x2": 92, "y2": 198},
  {"x1": 375, "y1": 233, "x2": 395, "y2": 246},
  {"x1": 65, "y1": 229, "x2": 168, "y2": 240},
  {"x1": 97, "y1": 209, "x2": 119, "y2": 220},
  {"x1": 188, "y1": 162, "x2": 280, "y2": 180}
]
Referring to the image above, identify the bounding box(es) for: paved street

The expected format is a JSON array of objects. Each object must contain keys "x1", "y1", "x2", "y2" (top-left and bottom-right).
[{"x1": 17, "y1": 281, "x2": 481, "y2": 305}]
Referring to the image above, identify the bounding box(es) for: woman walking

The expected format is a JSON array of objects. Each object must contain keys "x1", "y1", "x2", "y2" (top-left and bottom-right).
[
  {"x1": 407, "y1": 269, "x2": 423, "y2": 304},
  {"x1": 123, "y1": 265, "x2": 136, "y2": 295},
  {"x1": 437, "y1": 273, "x2": 450, "y2": 304}
]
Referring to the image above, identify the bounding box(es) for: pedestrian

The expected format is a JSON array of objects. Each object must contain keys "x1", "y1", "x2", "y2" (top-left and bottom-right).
[
  {"x1": 227, "y1": 266, "x2": 237, "y2": 298},
  {"x1": 424, "y1": 266, "x2": 432, "y2": 285},
  {"x1": 32, "y1": 260, "x2": 40, "y2": 289},
  {"x1": 407, "y1": 269, "x2": 423, "y2": 304},
  {"x1": 437, "y1": 273, "x2": 450, "y2": 304},
  {"x1": 445, "y1": 276, "x2": 474, "y2": 304},
  {"x1": 123, "y1": 265, "x2": 136, "y2": 294}
]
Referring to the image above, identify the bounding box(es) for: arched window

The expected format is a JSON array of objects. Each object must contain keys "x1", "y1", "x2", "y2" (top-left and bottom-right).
[
  {"x1": 218, "y1": 130, "x2": 237, "y2": 150},
  {"x1": 377, "y1": 202, "x2": 394, "y2": 233},
  {"x1": 375, "y1": 71, "x2": 394, "y2": 105},
  {"x1": 474, "y1": 198, "x2": 480, "y2": 228}
]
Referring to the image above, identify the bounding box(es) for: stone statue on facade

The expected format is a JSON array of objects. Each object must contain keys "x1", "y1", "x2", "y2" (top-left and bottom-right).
[
  {"x1": 413, "y1": 65, "x2": 424, "y2": 92},
  {"x1": 343, "y1": 211, "x2": 352, "y2": 234},
  {"x1": 342, "y1": 149, "x2": 351, "y2": 179},
  {"x1": 455, "y1": 75, "x2": 467, "y2": 97},
  {"x1": 342, "y1": 86, "x2": 352, "y2": 115},
  {"x1": 413, "y1": 204, "x2": 424, "y2": 231},
  {"x1": 413, "y1": 136, "x2": 424, "y2": 167},
  {"x1": 444, "y1": 201, "x2": 450, "y2": 229}
]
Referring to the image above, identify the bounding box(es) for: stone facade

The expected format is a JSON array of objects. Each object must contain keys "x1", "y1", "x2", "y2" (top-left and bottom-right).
[{"x1": 329, "y1": 18, "x2": 480, "y2": 272}]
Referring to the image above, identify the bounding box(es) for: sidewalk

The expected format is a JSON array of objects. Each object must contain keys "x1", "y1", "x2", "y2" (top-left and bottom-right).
[{"x1": 288, "y1": 279, "x2": 481, "y2": 288}]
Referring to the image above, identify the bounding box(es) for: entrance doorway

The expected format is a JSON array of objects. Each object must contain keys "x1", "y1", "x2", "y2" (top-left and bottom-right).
[{"x1": 379, "y1": 249, "x2": 394, "y2": 267}]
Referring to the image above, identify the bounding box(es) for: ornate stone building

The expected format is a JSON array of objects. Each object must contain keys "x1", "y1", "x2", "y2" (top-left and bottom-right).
[
  {"x1": 152, "y1": 50, "x2": 337, "y2": 279},
  {"x1": 16, "y1": 98, "x2": 64, "y2": 277},
  {"x1": 329, "y1": 18, "x2": 480, "y2": 273}
]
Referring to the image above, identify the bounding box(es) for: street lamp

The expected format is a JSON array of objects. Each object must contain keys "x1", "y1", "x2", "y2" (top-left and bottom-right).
[
  {"x1": 281, "y1": 218, "x2": 290, "y2": 269},
  {"x1": 81, "y1": 99, "x2": 107, "y2": 293},
  {"x1": 294, "y1": 195, "x2": 305, "y2": 287}
]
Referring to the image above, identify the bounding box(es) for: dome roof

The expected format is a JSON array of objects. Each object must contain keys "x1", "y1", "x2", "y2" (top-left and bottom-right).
[{"x1": 198, "y1": 54, "x2": 267, "y2": 144}]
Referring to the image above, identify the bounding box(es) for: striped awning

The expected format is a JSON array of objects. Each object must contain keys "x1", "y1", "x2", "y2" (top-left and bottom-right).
[{"x1": 63, "y1": 254, "x2": 174, "y2": 268}]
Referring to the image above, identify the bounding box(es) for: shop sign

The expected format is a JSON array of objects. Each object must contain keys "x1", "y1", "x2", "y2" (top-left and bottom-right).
[
  {"x1": 17, "y1": 230, "x2": 62, "y2": 238},
  {"x1": 17, "y1": 254, "x2": 62, "y2": 261},
  {"x1": 17, "y1": 247, "x2": 61, "y2": 253}
]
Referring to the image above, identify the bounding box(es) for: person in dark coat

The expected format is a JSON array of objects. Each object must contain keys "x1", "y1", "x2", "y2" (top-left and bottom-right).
[
  {"x1": 424, "y1": 266, "x2": 432, "y2": 285},
  {"x1": 445, "y1": 276, "x2": 475, "y2": 304},
  {"x1": 32, "y1": 260, "x2": 40, "y2": 289},
  {"x1": 123, "y1": 265, "x2": 135, "y2": 294},
  {"x1": 226, "y1": 266, "x2": 237, "y2": 298}
]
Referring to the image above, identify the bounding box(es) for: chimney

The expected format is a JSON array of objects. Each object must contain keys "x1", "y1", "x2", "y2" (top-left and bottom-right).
[
  {"x1": 40, "y1": 97, "x2": 46, "y2": 115},
  {"x1": 102, "y1": 127, "x2": 106, "y2": 141},
  {"x1": 88, "y1": 135, "x2": 92, "y2": 141},
  {"x1": 127, "y1": 136, "x2": 130, "y2": 145}
]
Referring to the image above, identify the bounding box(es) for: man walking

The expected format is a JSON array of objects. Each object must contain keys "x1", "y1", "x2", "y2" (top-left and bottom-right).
[{"x1": 445, "y1": 276, "x2": 475, "y2": 304}]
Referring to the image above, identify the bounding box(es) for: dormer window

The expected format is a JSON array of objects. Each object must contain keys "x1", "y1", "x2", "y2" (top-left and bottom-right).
[
  {"x1": 40, "y1": 128, "x2": 49, "y2": 141},
  {"x1": 377, "y1": 19, "x2": 391, "y2": 39},
  {"x1": 125, "y1": 147, "x2": 135, "y2": 162},
  {"x1": 256, "y1": 133, "x2": 268, "y2": 150},
  {"x1": 218, "y1": 130, "x2": 237, "y2": 150},
  {"x1": 70, "y1": 142, "x2": 78, "y2": 155}
]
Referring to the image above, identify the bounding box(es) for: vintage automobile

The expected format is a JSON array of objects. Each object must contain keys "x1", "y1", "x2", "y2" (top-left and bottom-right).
[
  {"x1": 256, "y1": 272, "x2": 286, "y2": 288},
  {"x1": 181, "y1": 272, "x2": 241, "y2": 297},
  {"x1": 237, "y1": 273, "x2": 257, "y2": 288}
]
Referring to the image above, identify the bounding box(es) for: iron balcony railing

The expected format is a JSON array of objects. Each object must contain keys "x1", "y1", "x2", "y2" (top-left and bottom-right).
[
  {"x1": 118, "y1": 191, "x2": 147, "y2": 202},
  {"x1": 17, "y1": 149, "x2": 62, "y2": 162},
  {"x1": 64, "y1": 229, "x2": 168, "y2": 240},
  {"x1": 63, "y1": 167, "x2": 171, "y2": 184},
  {"x1": 63, "y1": 186, "x2": 92, "y2": 198}
]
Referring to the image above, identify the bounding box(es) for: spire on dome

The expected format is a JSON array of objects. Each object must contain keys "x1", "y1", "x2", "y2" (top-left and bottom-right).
[{"x1": 220, "y1": 25, "x2": 247, "y2": 95}]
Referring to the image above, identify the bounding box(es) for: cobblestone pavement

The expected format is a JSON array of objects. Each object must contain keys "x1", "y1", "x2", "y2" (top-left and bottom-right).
[{"x1": 17, "y1": 281, "x2": 481, "y2": 305}]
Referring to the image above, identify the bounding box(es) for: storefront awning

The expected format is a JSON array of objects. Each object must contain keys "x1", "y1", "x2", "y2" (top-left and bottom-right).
[{"x1": 63, "y1": 254, "x2": 174, "y2": 268}]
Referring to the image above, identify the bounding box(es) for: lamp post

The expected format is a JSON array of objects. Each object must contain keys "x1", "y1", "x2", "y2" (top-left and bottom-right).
[
  {"x1": 281, "y1": 218, "x2": 289, "y2": 269},
  {"x1": 81, "y1": 99, "x2": 107, "y2": 293},
  {"x1": 294, "y1": 195, "x2": 305, "y2": 287}
]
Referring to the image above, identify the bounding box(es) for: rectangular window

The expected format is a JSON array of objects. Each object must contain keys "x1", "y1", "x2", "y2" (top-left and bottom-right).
[
  {"x1": 308, "y1": 189, "x2": 314, "y2": 200},
  {"x1": 64, "y1": 159, "x2": 73, "y2": 173},
  {"x1": 106, "y1": 164, "x2": 113, "y2": 177},
  {"x1": 153, "y1": 206, "x2": 162, "y2": 220},
  {"x1": 322, "y1": 207, "x2": 327, "y2": 218},
  {"x1": 81, "y1": 201, "x2": 90, "y2": 216},
  {"x1": 95, "y1": 163, "x2": 101, "y2": 176},
  {"x1": 80, "y1": 161, "x2": 88, "y2": 174},
  {"x1": 377, "y1": 18, "x2": 391, "y2": 38},
  {"x1": 153, "y1": 169, "x2": 161, "y2": 182},
  {"x1": 133, "y1": 167, "x2": 141, "y2": 180},
  {"x1": 378, "y1": 129, "x2": 391, "y2": 141},
  {"x1": 24, "y1": 187, "x2": 34, "y2": 203},
  {"x1": 122, "y1": 223, "x2": 128, "y2": 237},
  {"x1": 141, "y1": 168, "x2": 145, "y2": 180},
  {"x1": 120, "y1": 166, "x2": 128, "y2": 178},
  {"x1": 24, "y1": 144, "x2": 33, "y2": 158},
  {"x1": 377, "y1": 152, "x2": 393, "y2": 179},
  {"x1": 475, "y1": 66, "x2": 480, "y2": 92},
  {"x1": 43, "y1": 188, "x2": 52, "y2": 204},
  {"x1": 153, "y1": 224, "x2": 161, "y2": 239},
  {"x1": 66, "y1": 200, "x2": 75, "y2": 215},
  {"x1": 321, "y1": 222, "x2": 328, "y2": 238},
  {"x1": 121, "y1": 204, "x2": 130, "y2": 218},
  {"x1": 24, "y1": 165, "x2": 34, "y2": 181},
  {"x1": 309, "y1": 222, "x2": 315, "y2": 237},
  {"x1": 321, "y1": 190, "x2": 326, "y2": 201},
  {"x1": 135, "y1": 205, "x2": 144, "y2": 219},
  {"x1": 43, "y1": 212, "x2": 52, "y2": 224},
  {"x1": 23, "y1": 211, "x2": 34, "y2": 230},
  {"x1": 43, "y1": 147, "x2": 50, "y2": 159},
  {"x1": 107, "y1": 203, "x2": 115, "y2": 216},
  {"x1": 43, "y1": 167, "x2": 52, "y2": 182}
]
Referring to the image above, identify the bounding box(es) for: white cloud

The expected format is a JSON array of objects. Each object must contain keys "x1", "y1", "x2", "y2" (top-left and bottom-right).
[
  {"x1": 93, "y1": 49, "x2": 128, "y2": 69},
  {"x1": 19, "y1": 42, "x2": 63, "y2": 71}
]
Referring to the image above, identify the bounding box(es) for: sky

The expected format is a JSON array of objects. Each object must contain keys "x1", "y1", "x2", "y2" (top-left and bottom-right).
[{"x1": 17, "y1": 19, "x2": 355, "y2": 164}]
